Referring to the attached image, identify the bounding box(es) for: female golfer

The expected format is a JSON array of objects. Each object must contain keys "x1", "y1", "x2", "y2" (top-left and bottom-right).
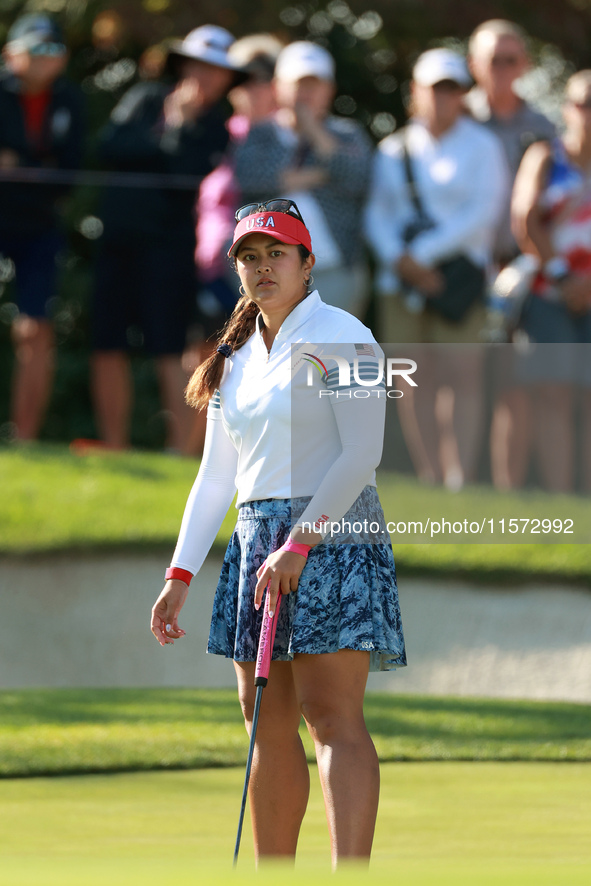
[{"x1": 150, "y1": 199, "x2": 406, "y2": 866}]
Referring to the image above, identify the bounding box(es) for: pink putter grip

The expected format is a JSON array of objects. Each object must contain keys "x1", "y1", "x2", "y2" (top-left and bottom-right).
[{"x1": 254, "y1": 588, "x2": 282, "y2": 686}]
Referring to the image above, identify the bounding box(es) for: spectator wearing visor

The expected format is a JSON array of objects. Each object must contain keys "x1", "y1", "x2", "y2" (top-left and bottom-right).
[
  {"x1": 90, "y1": 25, "x2": 246, "y2": 454},
  {"x1": 0, "y1": 14, "x2": 84, "y2": 441},
  {"x1": 234, "y1": 40, "x2": 374, "y2": 320}
]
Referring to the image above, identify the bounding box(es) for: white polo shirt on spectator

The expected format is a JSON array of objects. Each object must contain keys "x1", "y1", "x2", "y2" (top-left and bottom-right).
[{"x1": 364, "y1": 116, "x2": 509, "y2": 295}]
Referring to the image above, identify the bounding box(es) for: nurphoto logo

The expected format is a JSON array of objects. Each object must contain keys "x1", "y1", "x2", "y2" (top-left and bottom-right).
[{"x1": 302, "y1": 351, "x2": 418, "y2": 399}]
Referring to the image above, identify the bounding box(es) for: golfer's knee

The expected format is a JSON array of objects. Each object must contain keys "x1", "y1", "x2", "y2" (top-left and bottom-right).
[
  {"x1": 237, "y1": 691, "x2": 256, "y2": 730},
  {"x1": 300, "y1": 699, "x2": 369, "y2": 747},
  {"x1": 300, "y1": 701, "x2": 340, "y2": 744},
  {"x1": 237, "y1": 693, "x2": 278, "y2": 736}
]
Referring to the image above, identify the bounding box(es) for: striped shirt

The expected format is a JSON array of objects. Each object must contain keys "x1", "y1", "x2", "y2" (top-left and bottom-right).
[{"x1": 234, "y1": 116, "x2": 374, "y2": 267}]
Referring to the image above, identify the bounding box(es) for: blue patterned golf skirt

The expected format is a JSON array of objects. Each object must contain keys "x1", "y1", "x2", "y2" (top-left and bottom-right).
[{"x1": 207, "y1": 485, "x2": 407, "y2": 672}]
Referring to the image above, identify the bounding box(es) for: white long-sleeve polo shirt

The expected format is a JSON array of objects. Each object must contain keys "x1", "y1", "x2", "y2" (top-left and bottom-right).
[
  {"x1": 364, "y1": 116, "x2": 510, "y2": 295},
  {"x1": 171, "y1": 290, "x2": 387, "y2": 576}
]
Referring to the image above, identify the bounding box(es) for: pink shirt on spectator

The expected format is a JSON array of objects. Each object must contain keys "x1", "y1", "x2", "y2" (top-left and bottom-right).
[{"x1": 195, "y1": 115, "x2": 251, "y2": 283}]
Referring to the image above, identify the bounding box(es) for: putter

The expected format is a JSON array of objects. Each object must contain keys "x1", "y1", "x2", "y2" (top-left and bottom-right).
[{"x1": 233, "y1": 587, "x2": 282, "y2": 866}]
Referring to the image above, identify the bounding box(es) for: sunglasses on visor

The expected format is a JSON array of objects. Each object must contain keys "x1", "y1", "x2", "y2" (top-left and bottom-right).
[{"x1": 234, "y1": 198, "x2": 304, "y2": 223}]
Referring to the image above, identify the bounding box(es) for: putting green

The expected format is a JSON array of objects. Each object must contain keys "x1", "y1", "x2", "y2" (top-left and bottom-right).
[{"x1": 1, "y1": 762, "x2": 590, "y2": 885}]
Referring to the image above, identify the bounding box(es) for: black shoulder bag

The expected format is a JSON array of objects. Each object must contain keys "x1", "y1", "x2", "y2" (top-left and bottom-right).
[{"x1": 401, "y1": 137, "x2": 486, "y2": 324}]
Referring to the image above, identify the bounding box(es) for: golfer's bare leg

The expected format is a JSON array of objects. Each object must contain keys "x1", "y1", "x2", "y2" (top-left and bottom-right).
[
  {"x1": 11, "y1": 316, "x2": 55, "y2": 440},
  {"x1": 292, "y1": 650, "x2": 379, "y2": 867},
  {"x1": 234, "y1": 660, "x2": 309, "y2": 860}
]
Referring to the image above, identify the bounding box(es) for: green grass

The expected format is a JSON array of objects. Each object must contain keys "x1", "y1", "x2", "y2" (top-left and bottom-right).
[
  {"x1": 1, "y1": 764, "x2": 590, "y2": 885},
  {"x1": 1, "y1": 689, "x2": 590, "y2": 778},
  {"x1": 0, "y1": 443, "x2": 237, "y2": 554},
  {"x1": 377, "y1": 472, "x2": 591, "y2": 582},
  {"x1": 1, "y1": 442, "x2": 589, "y2": 582}
]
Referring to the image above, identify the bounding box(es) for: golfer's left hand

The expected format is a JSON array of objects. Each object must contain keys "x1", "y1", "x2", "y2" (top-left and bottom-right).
[
  {"x1": 151, "y1": 580, "x2": 188, "y2": 646},
  {"x1": 255, "y1": 551, "x2": 307, "y2": 616}
]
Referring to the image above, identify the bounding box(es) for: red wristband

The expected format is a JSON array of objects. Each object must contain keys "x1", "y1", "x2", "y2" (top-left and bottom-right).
[
  {"x1": 280, "y1": 538, "x2": 312, "y2": 558},
  {"x1": 165, "y1": 566, "x2": 193, "y2": 586}
]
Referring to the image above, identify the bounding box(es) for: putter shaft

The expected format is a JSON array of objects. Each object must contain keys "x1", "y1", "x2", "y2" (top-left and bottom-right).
[
  {"x1": 233, "y1": 590, "x2": 282, "y2": 866},
  {"x1": 233, "y1": 683, "x2": 263, "y2": 866}
]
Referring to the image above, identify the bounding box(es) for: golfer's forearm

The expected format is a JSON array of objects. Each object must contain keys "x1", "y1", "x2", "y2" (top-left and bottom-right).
[
  {"x1": 170, "y1": 417, "x2": 238, "y2": 575},
  {"x1": 295, "y1": 397, "x2": 385, "y2": 538},
  {"x1": 295, "y1": 449, "x2": 379, "y2": 539},
  {"x1": 171, "y1": 474, "x2": 236, "y2": 575}
]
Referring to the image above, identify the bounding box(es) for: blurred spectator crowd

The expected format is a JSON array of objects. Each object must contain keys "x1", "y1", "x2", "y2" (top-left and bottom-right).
[{"x1": 0, "y1": 12, "x2": 590, "y2": 495}]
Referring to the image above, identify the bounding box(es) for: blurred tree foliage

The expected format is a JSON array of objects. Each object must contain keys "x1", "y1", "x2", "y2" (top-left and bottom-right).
[{"x1": 0, "y1": 0, "x2": 590, "y2": 447}]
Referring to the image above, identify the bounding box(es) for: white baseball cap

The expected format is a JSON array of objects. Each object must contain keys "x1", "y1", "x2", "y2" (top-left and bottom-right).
[
  {"x1": 274, "y1": 41, "x2": 335, "y2": 83},
  {"x1": 168, "y1": 24, "x2": 244, "y2": 73},
  {"x1": 413, "y1": 48, "x2": 472, "y2": 88}
]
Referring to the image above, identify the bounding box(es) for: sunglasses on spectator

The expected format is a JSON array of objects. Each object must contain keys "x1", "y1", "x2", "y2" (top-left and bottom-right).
[
  {"x1": 431, "y1": 79, "x2": 465, "y2": 93},
  {"x1": 29, "y1": 42, "x2": 67, "y2": 57},
  {"x1": 490, "y1": 55, "x2": 521, "y2": 67},
  {"x1": 235, "y1": 198, "x2": 304, "y2": 223}
]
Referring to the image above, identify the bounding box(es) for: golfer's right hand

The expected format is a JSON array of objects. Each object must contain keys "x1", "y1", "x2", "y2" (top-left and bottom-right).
[
  {"x1": 254, "y1": 551, "x2": 306, "y2": 616},
  {"x1": 151, "y1": 580, "x2": 188, "y2": 646}
]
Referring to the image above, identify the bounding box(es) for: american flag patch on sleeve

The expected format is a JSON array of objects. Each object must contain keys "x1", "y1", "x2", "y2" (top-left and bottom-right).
[{"x1": 355, "y1": 343, "x2": 376, "y2": 357}]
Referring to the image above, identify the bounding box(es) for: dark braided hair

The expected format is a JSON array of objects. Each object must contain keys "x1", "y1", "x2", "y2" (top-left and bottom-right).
[{"x1": 185, "y1": 296, "x2": 258, "y2": 410}]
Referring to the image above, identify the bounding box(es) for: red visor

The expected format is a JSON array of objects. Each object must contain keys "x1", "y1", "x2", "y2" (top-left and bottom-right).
[{"x1": 228, "y1": 211, "x2": 313, "y2": 257}]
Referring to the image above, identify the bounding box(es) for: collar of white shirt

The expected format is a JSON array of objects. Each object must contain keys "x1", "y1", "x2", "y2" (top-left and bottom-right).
[{"x1": 253, "y1": 289, "x2": 322, "y2": 356}]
